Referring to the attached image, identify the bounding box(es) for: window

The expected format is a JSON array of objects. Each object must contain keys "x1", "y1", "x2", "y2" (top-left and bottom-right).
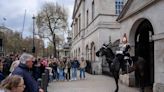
[
  {"x1": 76, "y1": 49, "x2": 78, "y2": 57},
  {"x1": 73, "y1": 23, "x2": 76, "y2": 38},
  {"x1": 78, "y1": 14, "x2": 81, "y2": 37},
  {"x1": 74, "y1": 50, "x2": 75, "y2": 57},
  {"x1": 75, "y1": 18, "x2": 78, "y2": 37},
  {"x1": 78, "y1": 48, "x2": 80, "y2": 57},
  {"x1": 91, "y1": 42, "x2": 95, "y2": 62},
  {"x1": 76, "y1": 19, "x2": 78, "y2": 37},
  {"x1": 86, "y1": 10, "x2": 89, "y2": 26},
  {"x1": 92, "y1": 1, "x2": 95, "y2": 20},
  {"x1": 0, "y1": 39, "x2": 2, "y2": 51},
  {"x1": 86, "y1": 45, "x2": 89, "y2": 60},
  {"x1": 115, "y1": 0, "x2": 124, "y2": 15}
]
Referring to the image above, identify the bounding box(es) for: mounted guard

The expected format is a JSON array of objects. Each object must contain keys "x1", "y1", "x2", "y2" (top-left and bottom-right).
[{"x1": 116, "y1": 33, "x2": 132, "y2": 73}]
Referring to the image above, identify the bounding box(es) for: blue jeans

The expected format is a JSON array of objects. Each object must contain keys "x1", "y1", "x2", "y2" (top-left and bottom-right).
[
  {"x1": 53, "y1": 70, "x2": 58, "y2": 80},
  {"x1": 71, "y1": 68, "x2": 77, "y2": 80},
  {"x1": 80, "y1": 68, "x2": 85, "y2": 79},
  {"x1": 59, "y1": 68, "x2": 64, "y2": 80}
]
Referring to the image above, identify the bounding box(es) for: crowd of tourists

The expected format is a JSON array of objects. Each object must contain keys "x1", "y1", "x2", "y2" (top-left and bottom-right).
[
  {"x1": 0, "y1": 52, "x2": 87, "y2": 92},
  {"x1": 49, "y1": 57, "x2": 87, "y2": 81}
]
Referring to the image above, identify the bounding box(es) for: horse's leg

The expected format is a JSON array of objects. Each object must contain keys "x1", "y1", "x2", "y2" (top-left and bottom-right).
[
  {"x1": 139, "y1": 71, "x2": 145, "y2": 92},
  {"x1": 113, "y1": 72, "x2": 119, "y2": 92},
  {"x1": 141, "y1": 76, "x2": 145, "y2": 92},
  {"x1": 139, "y1": 80, "x2": 144, "y2": 92}
]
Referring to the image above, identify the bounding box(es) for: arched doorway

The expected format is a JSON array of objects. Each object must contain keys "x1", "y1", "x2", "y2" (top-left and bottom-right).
[{"x1": 134, "y1": 19, "x2": 154, "y2": 88}]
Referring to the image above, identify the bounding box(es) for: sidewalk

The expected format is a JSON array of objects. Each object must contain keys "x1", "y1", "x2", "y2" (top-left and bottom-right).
[{"x1": 48, "y1": 72, "x2": 139, "y2": 92}]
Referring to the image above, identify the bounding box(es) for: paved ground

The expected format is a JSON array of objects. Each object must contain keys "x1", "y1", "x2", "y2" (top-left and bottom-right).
[{"x1": 48, "y1": 72, "x2": 139, "y2": 92}]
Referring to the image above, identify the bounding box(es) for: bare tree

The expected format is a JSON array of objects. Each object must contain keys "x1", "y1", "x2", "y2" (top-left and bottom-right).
[{"x1": 36, "y1": 2, "x2": 68, "y2": 57}]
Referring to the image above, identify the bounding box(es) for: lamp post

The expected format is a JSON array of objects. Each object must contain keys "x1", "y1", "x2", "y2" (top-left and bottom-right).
[{"x1": 32, "y1": 15, "x2": 35, "y2": 53}]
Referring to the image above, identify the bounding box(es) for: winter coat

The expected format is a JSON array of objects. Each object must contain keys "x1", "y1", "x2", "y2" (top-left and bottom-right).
[
  {"x1": 71, "y1": 60, "x2": 79, "y2": 68},
  {"x1": 3, "y1": 57, "x2": 13, "y2": 77},
  {"x1": 79, "y1": 60, "x2": 87, "y2": 68},
  {"x1": 12, "y1": 63, "x2": 39, "y2": 92}
]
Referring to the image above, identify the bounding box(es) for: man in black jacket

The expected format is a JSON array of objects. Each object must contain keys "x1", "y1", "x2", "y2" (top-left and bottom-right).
[{"x1": 12, "y1": 53, "x2": 44, "y2": 92}]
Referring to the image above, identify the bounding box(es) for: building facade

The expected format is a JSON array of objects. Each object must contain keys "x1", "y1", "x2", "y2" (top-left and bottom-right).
[
  {"x1": 71, "y1": 0, "x2": 127, "y2": 74},
  {"x1": 117, "y1": 0, "x2": 164, "y2": 91},
  {"x1": 0, "y1": 26, "x2": 12, "y2": 56},
  {"x1": 72, "y1": 0, "x2": 164, "y2": 91}
]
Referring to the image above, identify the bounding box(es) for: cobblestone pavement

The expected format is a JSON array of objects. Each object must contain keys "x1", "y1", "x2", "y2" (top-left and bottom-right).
[{"x1": 48, "y1": 72, "x2": 139, "y2": 92}]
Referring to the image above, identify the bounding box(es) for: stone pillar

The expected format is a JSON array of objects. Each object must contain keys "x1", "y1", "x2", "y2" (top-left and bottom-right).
[{"x1": 153, "y1": 40, "x2": 164, "y2": 92}]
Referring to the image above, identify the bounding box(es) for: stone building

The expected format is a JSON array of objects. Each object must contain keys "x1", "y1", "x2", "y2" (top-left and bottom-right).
[
  {"x1": 116, "y1": 0, "x2": 164, "y2": 91},
  {"x1": 71, "y1": 0, "x2": 164, "y2": 91},
  {"x1": 61, "y1": 31, "x2": 72, "y2": 58},
  {"x1": 71, "y1": 0, "x2": 127, "y2": 74},
  {"x1": 0, "y1": 26, "x2": 11, "y2": 56},
  {"x1": 72, "y1": 0, "x2": 164, "y2": 91}
]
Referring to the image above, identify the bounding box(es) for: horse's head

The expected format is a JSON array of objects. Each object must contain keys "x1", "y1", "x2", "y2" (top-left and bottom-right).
[
  {"x1": 96, "y1": 44, "x2": 115, "y2": 59},
  {"x1": 96, "y1": 44, "x2": 108, "y2": 57}
]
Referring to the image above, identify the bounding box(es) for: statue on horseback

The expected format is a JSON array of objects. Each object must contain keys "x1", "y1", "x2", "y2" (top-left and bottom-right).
[{"x1": 96, "y1": 34, "x2": 146, "y2": 92}]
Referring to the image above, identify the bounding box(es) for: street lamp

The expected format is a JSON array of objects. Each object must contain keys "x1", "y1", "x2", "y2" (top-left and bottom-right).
[{"x1": 32, "y1": 15, "x2": 35, "y2": 53}]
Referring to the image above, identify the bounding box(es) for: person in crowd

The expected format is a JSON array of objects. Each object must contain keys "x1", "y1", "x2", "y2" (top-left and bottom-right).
[
  {"x1": 64, "y1": 57, "x2": 71, "y2": 81},
  {"x1": 0, "y1": 75, "x2": 25, "y2": 92},
  {"x1": 79, "y1": 57, "x2": 87, "y2": 80},
  {"x1": 40, "y1": 58, "x2": 48, "y2": 75},
  {"x1": 58, "y1": 59, "x2": 65, "y2": 81},
  {"x1": 71, "y1": 57, "x2": 79, "y2": 80},
  {"x1": 32, "y1": 58, "x2": 42, "y2": 81},
  {"x1": 62, "y1": 58, "x2": 67, "y2": 80},
  {"x1": 0, "y1": 58, "x2": 5, "y2": 82},
  {"x1": 49, "y1": 58, "x2": 58, "y2": 81},
  {"x1": 9, "y1": 56, "x2": 20, "y2": 73},
  {"x1": 3, "y1": 54, "x2": 14, "y2": 77},
  {"x1": 46, "y1": 59, "x2": 53, "y2": 82},
  {"x1": 11, "y1": 53, "x2": 44, "y2": 92}
]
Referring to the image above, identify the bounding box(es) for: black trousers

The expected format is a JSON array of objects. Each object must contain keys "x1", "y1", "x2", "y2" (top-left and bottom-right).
[{"x1": 66, "y1": 68, "x2": 71, "y2": 80}]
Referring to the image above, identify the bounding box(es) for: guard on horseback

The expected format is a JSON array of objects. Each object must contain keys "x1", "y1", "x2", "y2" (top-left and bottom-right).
[{"x1": 116, "y1": 33, "x2": 132, "y2": 74}]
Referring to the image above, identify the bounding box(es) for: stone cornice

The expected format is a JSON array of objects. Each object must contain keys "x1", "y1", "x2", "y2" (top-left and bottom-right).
[
  {"x1": 117, "y1": 0, "x2": 159, "y2": 22},
  {"x1": 153, "y1": 33, "x2": 164, "y2": 41},
  {"x1": 84, "y1": 23, "x2": 120, "y2": 39},
  {"x1": 86, "y1": 13, "x2": 117, "y2": 29}
]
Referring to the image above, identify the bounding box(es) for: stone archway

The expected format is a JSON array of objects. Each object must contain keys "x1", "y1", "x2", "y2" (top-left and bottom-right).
[{"x1": 129, "y1": 18, "x2": 154, "y2": 89}]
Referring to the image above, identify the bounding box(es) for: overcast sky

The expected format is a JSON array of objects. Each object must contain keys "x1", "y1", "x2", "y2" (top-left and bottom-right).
[{"x1": 0, "y1": 0, "x2": 74, "y2": 38}]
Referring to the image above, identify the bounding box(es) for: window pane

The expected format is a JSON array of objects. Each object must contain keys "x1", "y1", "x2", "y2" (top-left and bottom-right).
[{"x1": 115, "y1": 0, "x2": 124, "y2": 15}]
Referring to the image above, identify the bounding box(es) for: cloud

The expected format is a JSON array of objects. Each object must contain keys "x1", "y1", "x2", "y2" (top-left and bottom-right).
[{"x1": 0, "y1": 0, "x2": 74, "y2": 39}]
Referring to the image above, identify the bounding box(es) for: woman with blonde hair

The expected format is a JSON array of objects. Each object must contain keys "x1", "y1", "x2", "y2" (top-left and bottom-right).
[{"x1": 0, "y1": 75, "x2": 25, "y2": 92}]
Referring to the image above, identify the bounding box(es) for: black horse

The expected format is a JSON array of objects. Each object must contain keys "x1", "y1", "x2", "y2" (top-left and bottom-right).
[{"x1": 96, "y1": 44, "x2": 146, "y2": 92}]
